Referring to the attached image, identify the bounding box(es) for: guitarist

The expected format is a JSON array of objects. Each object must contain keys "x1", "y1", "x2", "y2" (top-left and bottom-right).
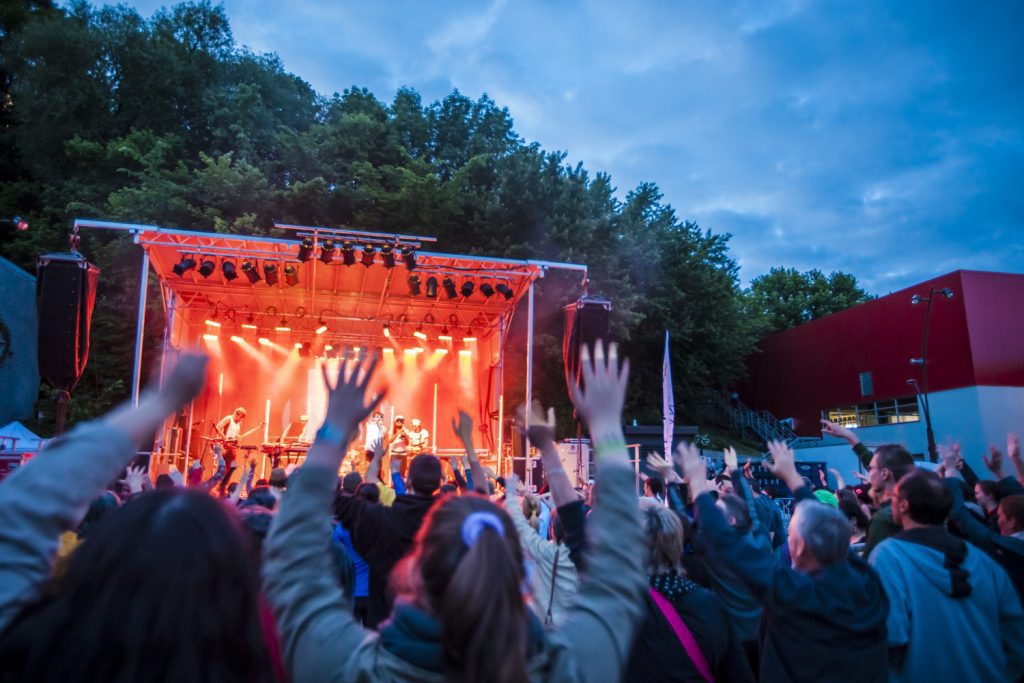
[{"x1": 215, "y1": 407, "x2": 249, "y2": 494}]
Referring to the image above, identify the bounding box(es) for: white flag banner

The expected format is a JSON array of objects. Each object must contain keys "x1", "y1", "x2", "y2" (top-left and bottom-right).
[{"x1": 662, "y1": 331, "x2": 675, "y2": 460}]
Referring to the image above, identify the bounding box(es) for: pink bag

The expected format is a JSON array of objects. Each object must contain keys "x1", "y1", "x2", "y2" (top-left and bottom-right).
[{"x1": 648, "y1": 587, "x2": 714, "y2": 683}]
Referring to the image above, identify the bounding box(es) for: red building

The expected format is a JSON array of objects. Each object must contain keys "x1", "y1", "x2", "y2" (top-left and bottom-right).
[{"x1": 740, "y1": 270, "x2": 1024, "y2": 476}]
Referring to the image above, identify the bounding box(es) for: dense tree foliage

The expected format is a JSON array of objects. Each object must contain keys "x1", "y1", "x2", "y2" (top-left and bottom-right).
[
  {"x1": 1, "y1": 0, "x2": 768, "y2": 432},
  {"x1": 743, "y1": 267, "x2": 872, "y2": 336}
]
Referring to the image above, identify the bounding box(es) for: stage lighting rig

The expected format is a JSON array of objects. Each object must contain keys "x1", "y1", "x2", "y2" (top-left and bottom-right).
[
  {"x1": 460, "y1": 280, "x2": 475, "y2": 298},
  {"x1": 442, "y1": 276, "x2": 458, "y2": 299},
  {"x1": 242, "y1": 313, "x2": 257, "y2": 330},
  {"x1": 479, "y1": 282, "x2": 495, "y2": 298},
  {"x1": 361, "y1": 244, "x2": 376, "y2": 267},
  {"x1": 426, "y1": 276, "x2": 439, "y2": 298},
  {"x1": 284, "y1": 264, "x2": 300, "y2": 286},
  {"x1": 198, "y1": 258, "x2": 216, "y2": 278},
  {"x1": 383, "y1": 322, "x2": 391, "y2": 338},
  {"x1": 242, "y1": 260, "x2": 260, "y2": 284},
  {"x1": 221, "y1": 260, "x2": 238, "y2": 281},
  {"x1": 298, "y1": 237, "x2": 315, "y2": 263},
  {"x1": 408, "y1": 274, "x2": 422, "y2": 295},
  {"x1": 264, "y1": 263, "x2": 280, "y2": 286},
  {"x1": 320, "y1": 239, "x2": 336, "y2": 265},
  {"x1": 402, "y1": 245, "x2": 417, "y2": 270},
  {"x1": 413, "y1": 326, "x2": 428, "y2": 341},
  {"x1": 341, "y1": 241, "x2": 356, "y2": 266},
  {"x1": 316, "y1": 318, "x2": 328, "y2": 335},
  {"x1": 380, "y1": 244, "x2": 396, "y2": 268},
  {"x1": 173, "y1": 255, "x2": 196, "y2": 277},
  {"x1": 495, "y1": 283, "x2": 514, "y2": 300}
]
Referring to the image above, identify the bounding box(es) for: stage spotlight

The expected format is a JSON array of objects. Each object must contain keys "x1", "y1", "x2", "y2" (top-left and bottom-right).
[
  {"x1": 242, "y1": 260, "x2": 260, "y2": 284},
  {"x1": 438, "y1": 327, "x2": 453, "y2": 342},
  {"x1": 284, "y1": 264, "x2": 300, "y2": 287},
  {"x1": 198, "y1": 258, "x2": 216, "y2": 278},
  {"x1": 298, "y1": 237, "x2": 315, "y2": 262},
  {"x1": 460, "y1": 280, "x2": 475, "y2": 298},
  {"x1": 173, "y1": 255, "x2": 196, "y2": 277},
  {"x1": 361, "y1": 244, "x2": 376, "y2": 267},
  {"x1": 320, "y1": 239, "x2": 336, "y2": 264},
  {"x1": 383, "y1": 322, "x2": 391, "y2": 338},
  {"x1": 479, "y1": 282, "x2": 495, "y2": 298},
  {"x1": 426, "y1": 276, "x2": 439, "y2": 298},
  {"x1": 408, "y1": 274, "x2": 422, "y2": 296},
  {"x1": 316, "y1": 319, "x2": 328, "y2": 335},
  {"x1": 495, "y1": 283, "x2": 514, "y2": 300},
  {"x1": 275, "y1": 317, "x2": 290, "y2": 332},
  {"x1": 241, "y1": 313, "x2": 257, "y2": 330},
  {"x1": 442, "y1": 276, "x2": 457, "y2": 299},
  {"x1": 341, "y1": 241, "x2": 356, "y2": 266},
  {"x1": 413, "y1": 327, "x2": 428, "y2": 341},
  {"x1": 202, "y1": 333, "x2": 219, "y2": 342},
  {"x1": 258, "y1": 337, "x2": 271, "y2": 346},
  {"x1": 380, "y1": 244, "x2": 396, "y2": 268},
  {"x1": 221, "y1": 260, "x2": 238, "y2": 281},
  {"x1": 205, "y1": 316, "x2": 221, "y2": 328},
  {"x1": 402, "y1": 246, "x2": 417, "y2": 270},
  {"x1": 264, "y1": 263, "x2": 280, "y2": 286},
  {"x1": 230, "y1": 335, "x2": 244, "y2": 343}
]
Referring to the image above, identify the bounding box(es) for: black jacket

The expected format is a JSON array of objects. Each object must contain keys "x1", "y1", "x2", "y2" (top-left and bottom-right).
[{"x1": 334, "y1": 492, "x2": 436, "y2": 628}]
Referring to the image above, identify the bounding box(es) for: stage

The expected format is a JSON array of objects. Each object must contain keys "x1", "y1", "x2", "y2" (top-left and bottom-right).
[{"x1": 74, "y1": 219, "x2": 587, "y2": 483}]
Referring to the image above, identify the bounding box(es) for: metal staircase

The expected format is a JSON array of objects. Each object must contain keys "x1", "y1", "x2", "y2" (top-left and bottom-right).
[{"x1": 714, "y1": 394, "x2": 821, "y2": 449}]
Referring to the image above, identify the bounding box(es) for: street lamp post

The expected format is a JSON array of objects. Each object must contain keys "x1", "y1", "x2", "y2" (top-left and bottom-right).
[{"x1": 909, "y1": 287, "x2": 954, "y2": 462}]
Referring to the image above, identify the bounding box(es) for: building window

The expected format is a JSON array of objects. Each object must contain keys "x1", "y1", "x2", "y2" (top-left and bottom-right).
[
  {"x1": 859, "y1": 371, "x2": 873, "y2": 397},
  {"x1": 825, "y1": 395, "x2": 920, "y2": 428}
]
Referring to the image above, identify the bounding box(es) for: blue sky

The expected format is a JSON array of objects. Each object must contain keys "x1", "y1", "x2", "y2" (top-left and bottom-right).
[{"x1": 107, "y1": 0, "x2": 1024, "y2": 293}]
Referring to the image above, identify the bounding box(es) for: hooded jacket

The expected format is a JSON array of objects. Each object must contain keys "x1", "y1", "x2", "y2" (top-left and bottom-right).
[
  {"x1": 869, "y1": 528, "x2": 1024, "y2": 683},
  {"x1": 695, "y1": 486, "x2": 889, "y2": 683}
]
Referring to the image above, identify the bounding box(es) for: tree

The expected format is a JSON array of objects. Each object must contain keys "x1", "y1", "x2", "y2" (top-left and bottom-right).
[{"x1": 744, "y1": 267, "x2": 873, "y2": 336}]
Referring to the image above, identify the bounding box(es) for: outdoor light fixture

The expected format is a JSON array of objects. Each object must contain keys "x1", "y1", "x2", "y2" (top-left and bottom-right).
[
  {"x1": 380, "y1": 244, "x2": 396, "y2": 268},
  {"x1": 438, "y1": 327, "x2": 453, "y2": 342},
  {"x1": 361, "y1": 244, "x2": 376, "y2": 267},
  {"x1": 908, "y1": 285, "x2": 956, "y2": 462},
  {"x1": 495, "y1": 283, "x2": 514, "y2": 300},
  {"x1": 230, "y1": 335, "x2": 244, "y2": 343},
  {"x1": 264, "y1": 263, "x2": 280, "y2": 286},
  {"x1": 426, "y1": 276, "x2": 439, "y2": 298},
  {"x1": 198, "y1": 258, "x2": 216, "y2": 278},
  {"x1": 408, "y1": 274, "x2": 422, "y2": 296},
  {"x1": 460, "y1": 280, "x2": 475, "y2": 298},
  {"x1": 284, "y1": 264, "x2": 300, "y2": 287},
  {"x1": 316, "y1": 319, "x2": 328, "y2": 335},
  {"x1": 275, "y1": 317, "x2": 290, "y2": 332},
  {"x1": 242, "y1": 313, "x2": 257, "y2": 330},
  {"x1": 258, "y1": 337, "x2": 271, "y2": 346},
  {"x1": 442, "y1": 276, "x2": 458, "y2": 299},
  {"x1": 221, "y1": 260, "x2": 238, "y2": 281},
  {"x1": 413, "y1": 327, "x2": 428, "y2": 341},
  {"x1": 479, "y1": 282, "x2": 495, "y2": 298},
  {"x1": 173, "y1": 255, "x2": 196, "y2": 277},
  {"x1": 242, "y1": 260, "x2": 260, "y2": 284},
  {"x1": 402, "y1": 245, "x2": 417, "y2": 270},
  {"x1": 297, "y1": 237, "x2": 315, "y2": 262},
  {"x1": 320, "y1": 239, "x2": 336, "y2": 265},
  {"x1": 383, "y1": 322, "x2": 391, "y2": 338},
  {"x1": 341, "y1": 241, "x2": 356, "y2": 266}
]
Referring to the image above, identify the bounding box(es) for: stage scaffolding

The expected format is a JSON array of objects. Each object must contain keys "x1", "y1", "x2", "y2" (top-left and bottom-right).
[{"x1": 74, "y1": 219, "x2": 587, "y2": 483}]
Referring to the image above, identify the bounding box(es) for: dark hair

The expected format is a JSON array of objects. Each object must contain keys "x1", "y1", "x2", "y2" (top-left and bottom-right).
[
  {"x1": 976, "y1": 480, "x2": 1000, "y2": 502},
  {"x1": 896, "y1": 470, "x2": 951, "y2": 525},
  {"x1": 76, "y1": 491, "x2": 120, "y2": 539},
  {"x1": 999, "y1": 495, "x2": 1024, "y2": 531},
  {"x1": 238, "y1": 505, "x2": 274, "y2": 563},
  {"x1": 154, "y1": 474, "x2": 175, "y2": 489},
  {"x1": 342, "y1": 471, "x2": 363, "y2": 494},
  {"x1": 241, "y1": 485, "x2": 277, "y2": 511},
  {"x1": 549, "y1": 508, "x2": 565, "y2": 544},
  {"x1": 410, "y1": 454, "x2": 442, "y2": 496},
  {"x1": 837, "y1": 490, "x2": 869, "y2": 531},
  {"x1": 356, "y1": 482, "x2": 381, "y2": 504},
  {"x1": 14, "y1": 489, "x2": 274, "y2": 682},
  {"x1": 645, "y1": 477, "x2": 665, "y2": 498},
  {"x1": 718, "y1": 494, "x2": 753, "y2": 533},
  {"x1": 439, "y1": 483, "x2": 458, "y2": 495},
  {"x1": 396, "y1": 494, "x2": 527, "y2": 683},
  {"x1": 875, "y1": 444, "x2": 915, "y2": 482}
]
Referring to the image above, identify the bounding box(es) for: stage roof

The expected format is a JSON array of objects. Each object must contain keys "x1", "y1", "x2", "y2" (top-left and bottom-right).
[{"x1": 74, "y1": 220, "x2": 587, "y2": 347}]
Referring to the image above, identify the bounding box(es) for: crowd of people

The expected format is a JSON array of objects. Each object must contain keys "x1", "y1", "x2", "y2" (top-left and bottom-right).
[{"x1": 1, "y1": 345, "x2": 1023, "y2": 682}]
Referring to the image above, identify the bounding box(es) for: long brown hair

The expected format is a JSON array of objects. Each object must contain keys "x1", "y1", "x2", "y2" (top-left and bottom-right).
[{"x1": 396, "y1": 494, "x2": 529, "y2": 683}]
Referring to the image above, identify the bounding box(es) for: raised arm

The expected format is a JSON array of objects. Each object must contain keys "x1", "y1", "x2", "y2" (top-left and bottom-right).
[
  {"x1": 0, "y1": 353, "x2": 207, "y2": 635},
  {"x1": 262, "y1": 351, "x2": 385, "y2": 683},
  {"x1": 363, "y1": 436, "x2": 384, "y2": 485},
  {"x1": 821, "y1": 419, "x2": 871, "y2": 469},
  {"x1": 453, "y1": 411, "x2": 488, "y2": 495},
  {"x1": 523, "y1": 402, "x2": 577, "y2": 509}
]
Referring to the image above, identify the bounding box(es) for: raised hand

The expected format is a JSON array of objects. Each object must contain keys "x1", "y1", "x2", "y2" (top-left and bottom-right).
[
  {"x1": 1008, "y1": 434, "x2": 1021, "y2": 467},
  {"x1": 168, "y1": 468, "x2": 185, "y2": 487},
  {"x1": 519, "y1": 401, "x2": 556, "y2": 448},
  {"x1": 452, "y1": 410, "x2": 475, "y2": 448},
  {"x1": 646, "y1": 452, "x2": 682, "y2": 484},
  {"x1": 766, "y1": 441, "x2": 803, "y2": 492},
  {"x1": 938, "y1": 440, "x2": 961, "y2": 479},
  {"x1": 677, "y1": 441, "x2": 708, "y2": 498},
  {"x1": 820, "y1": 419, "x2": 859, "y2": 446},
  {"x1": 120, "y1": 464, "x2": 148, "y2": 494},
  {"x1": 160, "y1": 352, "x2": 209, "y2": 410},
  {"x1": 743, "y1": 459, "x2": 754, "y2": 480},
  {"x1": 320, "y1": 351, "x2": 384, "y2": 440},
  {"x1": 724, "y1": 446, "x2": 738, "y2": 471},
  {"x1": 982, "y1": 445, "x2": 1005, "y2": 479},
  {"x1": 569, "y1": 341, "x2": 629, "y2": 457},
  {"x1": 828, "y1": 467, "x2": 846, "y2": 490}
]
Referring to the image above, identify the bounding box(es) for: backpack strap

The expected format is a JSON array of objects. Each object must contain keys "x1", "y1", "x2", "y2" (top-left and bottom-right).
[
  {"x1": 545, "y1": 547, "x2": 561, "y2": 626},
  {"x1": 648, "y1": 587, "x2": 713, "y2": 682}
]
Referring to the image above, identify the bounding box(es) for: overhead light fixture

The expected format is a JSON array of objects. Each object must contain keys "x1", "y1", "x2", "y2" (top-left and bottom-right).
[
  {"x1": 361, "y1": 244, "x2": 376, "y2": 267},
  {"x1": 298, "y1": 237, "x2": 315, "y2": 262},
  {"x1": 495, "y1": 283, "x2": 514, "y2": 300},
  {"x1": 258, "y1": 337, "x2": 271, "y2": 346},
  {"x1": 413, "y1": 327, "x2": 428, "y2": 341},
  {"x1": 202, "y1": 333, "x2": 218, "y2": 341},
  {"x1": 426, "y1": 276, "x2": 439, "y2": 298},
  {"x1": 480, "y1": 283, "x2": 495, "y2": 298},
  {"x1": 383, "y1": 347, "x2": 394, "y2": 354},
  {"x1": 380, "y1": 244, "x2": 396, "y2": 268},
  {"x1": 341, "y1": 241, "x2": 356, "y2": 266},
  {"x1": 275, "y1": 317, "x2": 290, "y2": 332},
  {"x1": 320, "y1": 239, "x2": 336, "y2": 264},
  {"x1": 408, "y1": 274, "x2": 422, "y2": 296},
  {"x1": 173, "y1": 255, "x2": 196, "y2": 277},
  {"x1": 442, "y1": 276, "x2": 457, "y2": 299},
  {"x1": 402, "y1": 245, "x2": 417, "y2": 270},
  {"x1": 460, "y1": 280, "x2": 475, "y2": 298},
  {"x1": 284, "y1": 264, "x2": 299, "y2": 287},
  {"x1": 205, "y1": 317, "x2": 221, "y2": 328},
  {"x1": 221, "y1": 260, "x2": 238, "y2": 281},
  {"x1": 438, "y1": 327, "x2": 453, "y2": 342},
  {"x1": 383, "y1": 322, "x2": 391, "y2": 338},
  {"x1": 230, "y1": 335, "x2": 243, "y2": 343},
  {"x1": 198, "y1": 258, "x2": 216, "y2": 278},
  {"x1": 316, "y1": 319, "x2": 328, "y2": 335},
  {"x1": 463, "y1": 332, "x2": 477, "y2": 343},
  {"x1": 293, "y1": 341, "x2": 303, "y2": 349},
  {"x1": 459, "y1": 349, "x2": 472, "y2": 357},
  {"x1": 264, "y1": 263, "x2": 279, "y2": 286},
  {"x1": 242, "y1": 260, "x2": 260, "y2": 284}
]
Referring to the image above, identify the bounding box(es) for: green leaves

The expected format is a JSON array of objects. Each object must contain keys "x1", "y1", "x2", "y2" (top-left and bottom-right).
[{"x1": 743, "y1": 266, "x2": 873, "y2": 336}]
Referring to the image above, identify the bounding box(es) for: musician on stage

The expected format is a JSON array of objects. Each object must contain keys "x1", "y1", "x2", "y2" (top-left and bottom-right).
[
  {"x1": 364, "y1": 411, "x2": 385, "y2": 462},
  {"x1": 215, "y1": 407, "x2": 247, "y2": 494},
  {"x1": 407, "y1": 418, "x2": 430, "y2": 457},
  {"x1": 388, "y1": 415, "x2": 410, "y2": 478}
]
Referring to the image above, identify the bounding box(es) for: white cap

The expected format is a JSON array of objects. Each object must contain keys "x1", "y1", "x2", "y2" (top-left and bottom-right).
[
  {"x1": 395, "y1": 415, "x2": 405, "y2": 421},
  {"x1": 411, "y1": 418, "x2": 422, "y2": 427}
]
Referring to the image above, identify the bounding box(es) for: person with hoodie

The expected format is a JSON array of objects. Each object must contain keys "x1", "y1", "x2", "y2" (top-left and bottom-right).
[
  {"x1": 869, "y1": 469, "x2": 1024, "y2": 683},
  {"x1": 685, "y1": 440, "x2": 889, "y2": 683},
  {"x1": 262, "y1": 343, "x2": 645, "y2": 683}
]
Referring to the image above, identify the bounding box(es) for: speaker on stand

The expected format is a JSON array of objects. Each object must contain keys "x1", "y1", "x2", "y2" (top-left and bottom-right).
[{"x1": 562, "y1": 295, "x2": 611, "y2": 484}]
